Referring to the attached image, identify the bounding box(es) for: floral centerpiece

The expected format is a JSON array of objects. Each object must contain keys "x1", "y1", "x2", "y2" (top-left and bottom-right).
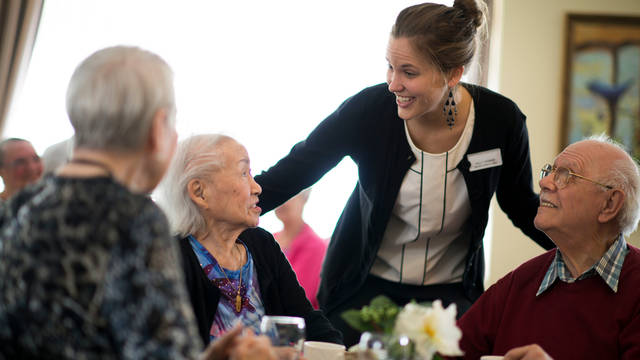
[{"x1": 341, "y1": 295, "x2": 463, "y2": 360}]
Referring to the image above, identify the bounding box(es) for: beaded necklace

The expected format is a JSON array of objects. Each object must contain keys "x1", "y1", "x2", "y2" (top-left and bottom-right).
[{"x1": 217, "y1": 255, "x2": 243, "y2": 313}]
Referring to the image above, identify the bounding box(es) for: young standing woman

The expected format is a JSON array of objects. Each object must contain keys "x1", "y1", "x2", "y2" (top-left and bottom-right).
[{"x1": 255, "y1": 0, "x2": 554, "y2": 346}]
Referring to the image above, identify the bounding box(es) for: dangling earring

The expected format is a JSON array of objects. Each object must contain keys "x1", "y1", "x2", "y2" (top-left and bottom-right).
[{"x1": 443, "y1": 88, "x2": 457, "y2": 129}]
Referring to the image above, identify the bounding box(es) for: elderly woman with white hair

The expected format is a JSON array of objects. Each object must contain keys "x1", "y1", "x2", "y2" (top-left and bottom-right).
[
  {"x1": 157, "y1": 134, "x2": 342, "y2": 347},
  {"x1": 0, "y1": 46, "x2": 276, "y2": 360}
]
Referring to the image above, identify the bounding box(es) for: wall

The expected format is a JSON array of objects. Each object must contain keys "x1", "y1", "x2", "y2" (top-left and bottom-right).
[{"x1": 486, "y1": 0, "x2": 640, "y2": 286}]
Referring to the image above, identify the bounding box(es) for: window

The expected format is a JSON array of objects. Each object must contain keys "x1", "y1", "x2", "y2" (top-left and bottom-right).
[{"x1": 6, "y1": 0, "x2": 452, "y2": 237}]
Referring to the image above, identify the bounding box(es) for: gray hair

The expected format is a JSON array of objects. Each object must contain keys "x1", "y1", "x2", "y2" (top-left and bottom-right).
[
  {"x1": 156, "y1": 134, "x2": 233, "y2": 237},
  {"x1": 587, "y1": 134, "x2": 640, "y2": 236},
  {"x1": 66, "y1": 46, "x2": 175, "y2": 151}
]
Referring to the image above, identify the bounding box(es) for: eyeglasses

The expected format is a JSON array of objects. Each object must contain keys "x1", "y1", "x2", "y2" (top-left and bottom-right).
[{"x1": 540, "y1": 164, "x2": 613, "y2": 190}]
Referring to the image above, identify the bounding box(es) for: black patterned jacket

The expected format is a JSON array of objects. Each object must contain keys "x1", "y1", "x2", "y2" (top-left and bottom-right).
[{"x1": 0, "y1": 176, "x2": 202, "y2": 359}]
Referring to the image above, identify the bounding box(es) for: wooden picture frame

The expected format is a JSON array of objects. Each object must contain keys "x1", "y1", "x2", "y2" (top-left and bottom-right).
[{"x1": 561, "y1": 14, "x2": 640, "y2": 157}]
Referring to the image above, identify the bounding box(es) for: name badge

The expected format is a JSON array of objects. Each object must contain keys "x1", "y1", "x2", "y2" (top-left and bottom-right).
[{"x1": 467, "y1": 148, "x2": 502, "y2": 172}]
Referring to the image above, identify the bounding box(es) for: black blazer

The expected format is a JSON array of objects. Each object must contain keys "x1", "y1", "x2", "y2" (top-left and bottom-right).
[
  {"x1": 254, "y1": 83, "x2": 554, "y2": 314},
  {"x1": 178, "y1": 227, "x2": 343, "y2": 346}
]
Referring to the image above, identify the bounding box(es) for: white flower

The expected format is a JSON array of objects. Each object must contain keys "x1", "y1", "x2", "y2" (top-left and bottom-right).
[{"x1": 393, "y1": 300, "x2": 464, "y2": 359}]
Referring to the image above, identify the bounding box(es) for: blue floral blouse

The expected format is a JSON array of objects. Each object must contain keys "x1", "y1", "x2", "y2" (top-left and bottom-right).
[{"x1": 188, "y1": 235, "x2": 265, "y2": 341}]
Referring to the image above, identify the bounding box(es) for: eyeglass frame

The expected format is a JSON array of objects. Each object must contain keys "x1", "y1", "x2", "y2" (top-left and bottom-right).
[{"x1": 540, "y1": 163, "x2": 613, "y2": 190}]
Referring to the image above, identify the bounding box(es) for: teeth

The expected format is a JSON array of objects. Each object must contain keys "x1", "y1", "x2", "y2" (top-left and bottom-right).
[
  {"x1": 540, "y1": 201, "x2": 556, "y2": 208},
  {"x1": 396, "y1": 95, "x2": 412, "y2": 103}
]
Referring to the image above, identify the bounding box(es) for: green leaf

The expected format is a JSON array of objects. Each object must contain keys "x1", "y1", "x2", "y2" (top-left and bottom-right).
[
  {"x1": 341, "y1": 309, "x2": 376, "y2": 333},
  {"x1": 369, "y1": 295, "x2": 397, "y2": 308},
  {"x1": 340, "y1": 295, "x2": 402, "y2": 334}
]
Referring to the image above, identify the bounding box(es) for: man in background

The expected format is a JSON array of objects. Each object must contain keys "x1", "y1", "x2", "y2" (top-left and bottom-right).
[{"x1": 0, "y1": 138, "x2": 43, "y2": 201}]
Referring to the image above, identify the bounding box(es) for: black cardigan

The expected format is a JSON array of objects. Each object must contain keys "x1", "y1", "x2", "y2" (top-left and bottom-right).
[
  {"x1": 254, "y1": 83, "x2": 555, "y2": 314},
  {"x1": 178, "y1": 227, "x2": 343, "y2": 346}
]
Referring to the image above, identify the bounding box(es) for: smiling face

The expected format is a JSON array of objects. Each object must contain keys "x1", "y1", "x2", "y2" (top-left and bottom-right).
[
  {"x1": 202, "y1": 139, "x2": 262, "y2": 230},
  {"x1": 534, "y1": 141, "x2": 613, "y2": 240},
  {"x1": 386, "y1": 36, "x2": 450, "y2": 122},
  {"x1": 0, "y1": 140, "x2": 43, "y2": 196}
]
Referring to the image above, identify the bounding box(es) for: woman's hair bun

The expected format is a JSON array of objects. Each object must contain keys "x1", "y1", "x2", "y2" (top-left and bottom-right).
[{"x1": 453, "y1": 0, "x2": 483, "y2": 28}]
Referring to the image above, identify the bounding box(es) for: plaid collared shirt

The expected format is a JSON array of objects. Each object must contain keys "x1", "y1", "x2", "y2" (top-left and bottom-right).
[{"x1": 537, "y1": 235, "x2": 628, "y2": 296}]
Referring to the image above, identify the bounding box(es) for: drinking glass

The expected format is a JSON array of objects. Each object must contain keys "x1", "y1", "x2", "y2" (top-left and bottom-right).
[
  {"x1": 357, "y1": 332, "x2": 415, "y2": 360},
  {"x1": 260, "y1": 315, "x2": 306, "y2": 358},
  {"x1": 357, "y1": 332, "x2": 388, "y2": 360}
]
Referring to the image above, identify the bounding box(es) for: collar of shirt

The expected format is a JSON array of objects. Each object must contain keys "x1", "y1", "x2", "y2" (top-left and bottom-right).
[{"x1": 537, "y1": 235, "x2": 628, "y2": 296}]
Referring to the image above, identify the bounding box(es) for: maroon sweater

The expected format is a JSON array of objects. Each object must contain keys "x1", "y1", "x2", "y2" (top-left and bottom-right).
[{"x1": 457, "y1": 246, "x2": 640, "y2": 359}]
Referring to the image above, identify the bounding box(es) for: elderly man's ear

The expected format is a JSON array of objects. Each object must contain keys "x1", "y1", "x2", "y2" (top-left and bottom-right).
[
  {"x1": 147, "y1": 108, "x2": 174, "y2": 158},
  {"x1": 598, "y1": 189, "x2": 625, "y2": 224},
  {"x1": 188, "y1": 179, "x2": 208, "y2": 208}
]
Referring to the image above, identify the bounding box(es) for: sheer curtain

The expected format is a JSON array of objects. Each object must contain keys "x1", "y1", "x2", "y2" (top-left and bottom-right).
[
  {"x1": 0, "y1": 0, "x2": 44, "y2": 136},
  {"x1": 4, "y1": 0, "x2": 494, "y2": 238}
]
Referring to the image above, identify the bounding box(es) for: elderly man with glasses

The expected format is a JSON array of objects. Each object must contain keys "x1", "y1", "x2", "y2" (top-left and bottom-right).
[{"x1": 455, "y1": 135, "x2": 640, "y2": 360}]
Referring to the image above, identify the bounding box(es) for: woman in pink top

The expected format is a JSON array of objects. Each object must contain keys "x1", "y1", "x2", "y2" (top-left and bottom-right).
[{"x1": 274, "y1": 189, "x2": 327, "y2": 309}]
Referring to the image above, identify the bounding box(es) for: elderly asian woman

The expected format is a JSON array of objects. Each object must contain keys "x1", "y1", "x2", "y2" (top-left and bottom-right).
[
  {"x1": 156, "y1": 134, "x2": 342, "y2": 346},
  {"x1": 0, "y1": 46, "x2": 276, "y2": 360}
]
